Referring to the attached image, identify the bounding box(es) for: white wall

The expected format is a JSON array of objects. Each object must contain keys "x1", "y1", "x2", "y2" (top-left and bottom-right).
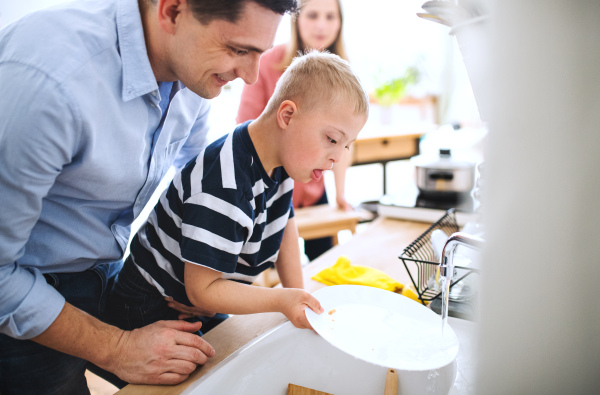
[
  {"x1": 2, "y1": 1, "x2": 480, "y2": 132},
  {"x1": 208, "y1": 0, "x2": 481, "y2": 142},
  {"x1": 476, "y1": 0, "x2": 600, "y2": 392}
]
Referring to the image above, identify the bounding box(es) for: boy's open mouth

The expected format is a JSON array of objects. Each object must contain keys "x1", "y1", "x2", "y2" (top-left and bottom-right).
[{"x1": 312, "y1": 169, "x2": 323, "y2": 181}]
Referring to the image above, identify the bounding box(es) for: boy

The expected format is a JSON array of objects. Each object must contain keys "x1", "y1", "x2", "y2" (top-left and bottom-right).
[{"x1": 106, "y1": 51, "x2": 369, "y2": 332}]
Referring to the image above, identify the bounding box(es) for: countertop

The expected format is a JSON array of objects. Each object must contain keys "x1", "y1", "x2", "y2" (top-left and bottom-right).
[{"x1": 117, "y1": 217, "x2": 432, "y2": 395}]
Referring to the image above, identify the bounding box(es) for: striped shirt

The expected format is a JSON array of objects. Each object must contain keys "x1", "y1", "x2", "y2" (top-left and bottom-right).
[{"x1": 129, "y1": 121, "x2": 294, "y2": 305}]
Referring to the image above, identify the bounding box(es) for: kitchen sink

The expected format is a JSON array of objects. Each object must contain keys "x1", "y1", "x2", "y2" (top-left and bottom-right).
[{"x1": 182, "y1": 316, "x2": 476, "y2": 394}]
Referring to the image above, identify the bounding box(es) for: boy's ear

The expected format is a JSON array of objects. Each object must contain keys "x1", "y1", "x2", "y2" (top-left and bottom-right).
[
  {"x1": 276, "y1": 100, "x2": 297, "y2": 130},
  {"x1": 157, "y1": 0, "x2": 186, "y2": 35}
]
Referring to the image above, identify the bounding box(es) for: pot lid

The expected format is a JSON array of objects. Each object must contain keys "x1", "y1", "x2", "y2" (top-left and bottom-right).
[{"x1": 411, "y1": 148, "x2": 476, "y2": 169}]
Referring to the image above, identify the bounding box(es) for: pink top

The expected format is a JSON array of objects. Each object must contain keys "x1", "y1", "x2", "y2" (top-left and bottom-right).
[{"x1": 237, "y1": 44, "x2": 325, "y2": 208}]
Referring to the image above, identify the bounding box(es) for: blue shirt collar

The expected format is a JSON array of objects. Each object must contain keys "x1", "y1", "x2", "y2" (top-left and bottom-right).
[{"x1": 117, "y1": 0, "x2": 159, "y2": 102}]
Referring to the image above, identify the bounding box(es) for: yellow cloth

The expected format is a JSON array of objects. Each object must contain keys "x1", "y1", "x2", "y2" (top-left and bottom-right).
[
  {"x1": 312, "y1": 256, "x2": 404, "y2": 293},
  {"x1": 400, "y1": 285, "x2": 425, "y2": 304}
]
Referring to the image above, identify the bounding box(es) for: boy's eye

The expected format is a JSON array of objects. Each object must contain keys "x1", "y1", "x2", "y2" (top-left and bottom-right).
[{"x1": 328, "y1": 137, "x2": 337, "y2": 144}]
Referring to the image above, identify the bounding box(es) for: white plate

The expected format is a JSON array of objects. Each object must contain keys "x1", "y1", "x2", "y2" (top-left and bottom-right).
[{"x1": 305, "y1": 285, "x2": 459, "y2": 371}]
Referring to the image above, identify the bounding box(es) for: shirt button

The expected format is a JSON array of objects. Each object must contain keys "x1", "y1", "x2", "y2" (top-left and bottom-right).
[
  {"x1": 150, "y1": 102, "x2": 157, "y2": 108},
  {"x1": 151, "y1": 90, "x2": 158, "y2": 97}
]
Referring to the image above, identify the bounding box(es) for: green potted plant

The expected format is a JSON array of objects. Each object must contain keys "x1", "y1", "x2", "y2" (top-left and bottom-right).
[{"x1": 372, "y1": 66, "x2": 419, "y2": 106}]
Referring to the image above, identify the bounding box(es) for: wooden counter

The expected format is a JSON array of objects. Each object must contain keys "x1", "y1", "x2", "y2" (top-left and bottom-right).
[
  {"x1": 295, "y1": 204, "x2": 374, "y2": 245},
  {"x1": 349, "y1": 122, "x2": 435, "y2": 195},
  {"x1": 351, "y1": 131, "x2": 422, "y2": 165},
  {"x1": 117, "y1": 217, "x2": 430, "y2": 395}
]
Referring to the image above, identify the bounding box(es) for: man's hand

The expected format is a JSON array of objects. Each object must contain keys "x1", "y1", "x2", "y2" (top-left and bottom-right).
[
  {"x1": 165, "y1": 296, "x2": 216, "y2": 320},
  {"x1": 33, "y1": 303, "x2": 216, "y2": 386},
  {"x1": 110, "y1": 320, "x2": 215, "y2": 385}
]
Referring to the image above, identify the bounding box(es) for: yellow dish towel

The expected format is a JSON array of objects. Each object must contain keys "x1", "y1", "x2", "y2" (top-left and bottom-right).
[{"x1": 312, "y1": 256, "x2": 404, "y2": 293}]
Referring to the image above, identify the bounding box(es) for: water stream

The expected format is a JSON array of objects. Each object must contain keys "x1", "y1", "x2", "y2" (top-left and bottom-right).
[{"x1": 440, "y1": 276, "x2": 450, "y2": 336}]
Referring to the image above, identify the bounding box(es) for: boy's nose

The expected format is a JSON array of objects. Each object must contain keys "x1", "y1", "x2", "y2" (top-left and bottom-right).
[{"x1": 330, "y1": 147, "x2": 345, "y2": 163}]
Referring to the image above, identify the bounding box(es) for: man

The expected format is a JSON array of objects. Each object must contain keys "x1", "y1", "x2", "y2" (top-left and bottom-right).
[{"x1": 0, "y1": 0, "x2": 297, "y2": 393}]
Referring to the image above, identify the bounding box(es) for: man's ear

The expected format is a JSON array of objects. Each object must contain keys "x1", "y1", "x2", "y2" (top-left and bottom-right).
[
  {"x1": 157, "y1": 0, "x2": 186, "y2": 35},
  {"x1": 276, "y1": 100, "x2": 298, "y2": 130}
]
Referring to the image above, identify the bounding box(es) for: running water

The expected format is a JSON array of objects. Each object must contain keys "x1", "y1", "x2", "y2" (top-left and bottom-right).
[
  {"x1": 426, "y1": 369, "x2": 440, "y2": 393},
  {"x1": 440, "y1": 276, "x2": 450, "y2": 336}
]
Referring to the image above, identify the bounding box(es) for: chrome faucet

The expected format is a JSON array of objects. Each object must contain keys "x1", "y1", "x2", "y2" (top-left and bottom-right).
[
  {"x1": 439, "y1": 232, "x2": 485, "y2": 329},
  {"x1": 440, "y1": 232, "x2": 485, "y2": 282}
]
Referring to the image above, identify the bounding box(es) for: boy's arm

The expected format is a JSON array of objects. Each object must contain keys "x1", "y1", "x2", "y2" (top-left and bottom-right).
[
  {"x1": 273, "y1": 217, "x2": 304, "y2": 289},
  {"x1": 185, "y1": 264, "x2": 279, "y2": 315},
  {"x1": 184, "y1": 256, "x2": 323, "y2": 328}
]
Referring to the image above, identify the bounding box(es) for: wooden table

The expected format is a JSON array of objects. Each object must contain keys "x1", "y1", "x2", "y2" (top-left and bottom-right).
[
  {"x1": 350, "y1": 123, "x2": 434, "y2": 195},
  {"x1": 294, "y1": 204, "x2": 374, "y2": 245},
  {"x1": 117, "y1": 217, "x2": 430, "y2": 394}
]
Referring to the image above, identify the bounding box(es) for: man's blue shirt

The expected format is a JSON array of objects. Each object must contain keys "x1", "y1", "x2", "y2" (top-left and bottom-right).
[{"x1": 0, "y1": 0, "x2": 211, "y2": 339}]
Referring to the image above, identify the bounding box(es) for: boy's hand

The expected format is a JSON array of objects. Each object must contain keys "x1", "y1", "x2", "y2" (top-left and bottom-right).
[
  {"x1": 280, "y1": 289, "x2": 324, "y2": 329},
  {"x1": 165, "y1": 297, "x2": 216, "y2": 320}
]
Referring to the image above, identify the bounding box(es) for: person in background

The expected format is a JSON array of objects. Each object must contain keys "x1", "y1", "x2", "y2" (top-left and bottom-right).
[
  {"x1": 0, "y1": 0, "x2": 297, "y2": 393},
  {"x1": 237, "y1": 0, "x2": 351, "y2": 261},
  {"x1": 106, "y1": 50, "x2": 369, "y2": 341}
]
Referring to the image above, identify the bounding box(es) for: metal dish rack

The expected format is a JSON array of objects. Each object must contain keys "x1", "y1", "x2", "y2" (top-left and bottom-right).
[{"x1": 399, "y1": 208, "x2": 479, "y2": 305}]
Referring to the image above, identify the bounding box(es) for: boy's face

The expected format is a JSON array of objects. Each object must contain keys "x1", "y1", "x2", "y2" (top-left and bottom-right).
[{"x1": 280, "y1": 100, "x2": 366, "y2": 183}]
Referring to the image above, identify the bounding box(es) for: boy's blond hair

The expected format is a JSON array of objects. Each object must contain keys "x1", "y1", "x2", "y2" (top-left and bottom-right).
[{"x1": 264, "y1": 50, "x2": 369, "y2": 118}]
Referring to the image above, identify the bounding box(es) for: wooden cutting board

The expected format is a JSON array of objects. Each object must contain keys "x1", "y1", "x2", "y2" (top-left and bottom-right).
[{"x1": 287, "y1": 383, "x2": 333, "y2": 395}]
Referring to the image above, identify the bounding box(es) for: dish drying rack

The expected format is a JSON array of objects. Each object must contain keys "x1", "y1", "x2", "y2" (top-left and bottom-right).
[{"x1": 399, "y1": 208, "x2": 479, "y2": 305}]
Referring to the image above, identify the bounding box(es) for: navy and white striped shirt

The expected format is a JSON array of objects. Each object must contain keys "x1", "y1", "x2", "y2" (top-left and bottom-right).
[{"x1": 130, "y1": 121, "x2": 294, "y2": 305}]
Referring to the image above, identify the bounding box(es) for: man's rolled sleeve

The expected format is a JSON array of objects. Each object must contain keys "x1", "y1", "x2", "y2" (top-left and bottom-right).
[
  {"x1": 0, "y1": 263, "x2": 65, "y2": 339},
  {"x1": 0, "y1": 64, "x2": 75, "y2": 339}
]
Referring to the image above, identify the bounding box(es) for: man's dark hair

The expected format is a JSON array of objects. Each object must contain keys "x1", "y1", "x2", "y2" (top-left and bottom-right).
[{"x1": 148, "y1": 0, "x2": 298, "y2": 25}]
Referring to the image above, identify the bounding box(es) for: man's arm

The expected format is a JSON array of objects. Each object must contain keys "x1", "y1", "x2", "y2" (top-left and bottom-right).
[
  {"x1": 33, "y1": 302, "x2": 214, "y2": 385},
  {"x1": 0, "y1": 63, "x2": 79, "y2": 339},
  {"x1": 0, "y1": 63, "x2": 215, "y2": 385}
]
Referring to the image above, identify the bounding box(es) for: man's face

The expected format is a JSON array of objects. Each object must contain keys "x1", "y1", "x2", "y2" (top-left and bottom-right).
[{"x1": 168, "y1": 2, "x2": 282, "y2": 99}]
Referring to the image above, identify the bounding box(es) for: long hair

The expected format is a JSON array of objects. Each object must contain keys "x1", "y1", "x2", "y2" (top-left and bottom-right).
[{"x1": 278, "y1": 0, "x2": 347, "y2": 70}]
